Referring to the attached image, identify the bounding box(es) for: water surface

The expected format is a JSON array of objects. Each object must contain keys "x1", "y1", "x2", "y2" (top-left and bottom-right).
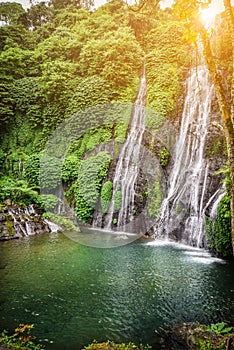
[{"x1": 0, "y1": 231, "x2": 234, "y2": 349}]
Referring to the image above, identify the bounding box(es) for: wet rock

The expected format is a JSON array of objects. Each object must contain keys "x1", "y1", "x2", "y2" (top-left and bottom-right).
[
  {"x1": 154, "y1": 322, "x2": 234, "y2": 350},
  {"x1": 0, "y1": 205, "x2": 53, "y2": 241}
]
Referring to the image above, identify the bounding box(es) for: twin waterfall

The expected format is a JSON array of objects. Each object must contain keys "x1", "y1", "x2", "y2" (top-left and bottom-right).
[
  {"x1": 92, "y1": 65, "x2": 223, "y2": 247},
  {"x1": 158, "y1": 66, "x2": 215, "y2": 246},
  {"x1": 104, "y1": 68, "x2": 147, "y2": 231}
]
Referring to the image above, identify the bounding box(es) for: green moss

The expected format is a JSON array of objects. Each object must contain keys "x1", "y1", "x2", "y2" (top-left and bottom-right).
[{"x1": 5, "y1": 219, "x2": 14, "y2": 235}]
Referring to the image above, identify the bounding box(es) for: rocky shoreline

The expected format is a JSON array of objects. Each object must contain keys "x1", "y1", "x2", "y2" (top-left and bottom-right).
[
  {"x1": 0, "y1": 205, "x2": 61, "y2": 241},
  {"x1": 1, "y1": 322, "x2": 233, "y2": 349}
]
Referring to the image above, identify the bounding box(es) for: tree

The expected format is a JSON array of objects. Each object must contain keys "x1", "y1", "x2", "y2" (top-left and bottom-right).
[
  {"x1": 172, "y1": 0, "x2": 234, "y2": 256},
  {"x1": 26, "y1": 2, "x2": 53, "y2": 29},
  {"x1": 79, "y1": 27, "x2": 144, "y2": 99},
  {"x1": 0, "y1": 2, "x2": 25, "y2": 25},
  {"x1": 0, "y1": 76, "x2": 14, "y2": 131},
  {"x1": 48, "y1": 0, "x2": 93, "y2": 10}
]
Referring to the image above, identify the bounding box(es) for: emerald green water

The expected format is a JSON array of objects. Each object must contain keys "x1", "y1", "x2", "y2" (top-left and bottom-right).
[{"x1": 0, "y1": 231, "x2": 234, "y2": 349}]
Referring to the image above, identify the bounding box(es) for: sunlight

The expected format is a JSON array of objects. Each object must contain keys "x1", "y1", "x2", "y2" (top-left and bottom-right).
[{"x1": 199, "y1": 4, "x2": 219, "y2": 29}]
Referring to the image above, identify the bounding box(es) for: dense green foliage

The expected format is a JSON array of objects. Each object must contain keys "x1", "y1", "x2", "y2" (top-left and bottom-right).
[
  {"x1": 65, "y1": 152, "x2": 111, "y2": 222},
  {"x1": 0, "y1": 0, "x2": 190, "y2": 208},
  {"x1": 193, "y1": 322, "x2": 234, "y2": 350},
  {"x1": 42, "y1": 211, "x2": 78, "y2": 231},
  {"x1": 206, "y1": 194, "x2": 232, "y2": 258},
  {"x1": 145, "y1": 21, "x2": 191, "y2": 129},
  {"x1": 0, "y1": 177, "x2": 39, "y2": 206},
  {"x1": 0, "y1": 0, "x2": 231, "y2": 256}
]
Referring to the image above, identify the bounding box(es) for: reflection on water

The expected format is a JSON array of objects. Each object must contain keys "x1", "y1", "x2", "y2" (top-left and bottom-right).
[
  {"x1": 0, "y1": 230, "x2": 234, "y2": 350},
  {"x1": 64, "y1": 227, "x2": 142, "y2": 248}
]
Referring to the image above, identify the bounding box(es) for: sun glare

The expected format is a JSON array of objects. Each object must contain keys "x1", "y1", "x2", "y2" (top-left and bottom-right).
[{"x1": 199, "y1": 4, "x2": 219, "y2": 29}]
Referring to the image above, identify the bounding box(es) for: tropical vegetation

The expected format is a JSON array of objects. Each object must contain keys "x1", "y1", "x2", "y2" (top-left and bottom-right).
[{"x1": 0, "y1": 0, "x2": 232, "y2": 257}]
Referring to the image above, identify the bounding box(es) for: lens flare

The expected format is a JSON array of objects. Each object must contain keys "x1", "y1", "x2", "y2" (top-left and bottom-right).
[{"x1": 199, "y1": 5, "x2": 218, "y2": 28}]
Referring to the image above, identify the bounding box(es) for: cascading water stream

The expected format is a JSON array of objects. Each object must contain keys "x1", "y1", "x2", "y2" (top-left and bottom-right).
[
  {"x1": 158, "y1": 65, "x2": 217, "y2": 246},
  {"x1": 2, "y1": 205, "x2": 58, "y2": 239},
  {"x1": 104, "y1": 68, "x2": 147, "y2": 231}
]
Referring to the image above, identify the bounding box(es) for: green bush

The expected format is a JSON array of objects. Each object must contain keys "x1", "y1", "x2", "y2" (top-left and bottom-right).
[
  {"x1": 147, "y1": 180, "x2": 162, "y2": 217},
  {"x1": 40, "y1": 155, "x2": 63, "y2": 191},
  {"x1": 205, "y1": 194, "x2": 232, "y2": 257},
  {"x1": 78, "y1": 27, "x2": 143, "y2": 100},
  {"x1": 0, "y1": 177, "x2": 39, "y2": 206},
  {"x1": 39, "y1": 194, "x2": 58, "y2": 211},
  {"x1": 25, "y1": 153, "x2": 41, "y2": 186},
  {"x1": 62, "y1": 154, "x2": 81, "y2": 183},
  {"x1": 114, "y1": 123, "x2": 128, "y2": 143},
  {"x1": 101, "y1": 181, "x2": 113, "y2": 213},
  {"x1": 145, "y1": 20, "x2": 191, "y2": 129},
  {"x1": 65, "y1": 76, "x2": 113, "y2": 118},
  {"x1": 42, "y1": 212, "x2": 78, "y2": 231},
  {"x1": 159, "y1": 147, "x2": 170, "y2": 167},
  {"x1": 66, "y1": 152, "x2": 111, "y2": 222}
]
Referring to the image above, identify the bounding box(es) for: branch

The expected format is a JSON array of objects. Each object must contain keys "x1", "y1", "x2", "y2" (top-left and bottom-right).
[{"x1": 212, "y1": 121, "x2": 224, "y2": 132}]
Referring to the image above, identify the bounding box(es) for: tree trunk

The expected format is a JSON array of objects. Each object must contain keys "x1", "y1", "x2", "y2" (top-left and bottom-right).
[{"x1": 199, "y1": 0, "x2": 234, "y2": 256}]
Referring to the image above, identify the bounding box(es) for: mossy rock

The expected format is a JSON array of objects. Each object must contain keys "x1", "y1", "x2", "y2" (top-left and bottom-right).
[
  {"x1": 157, "y1": 322, "x2": 234, "y2": 350},
  {"x1": 83, "y1": 341, "x2": 150, "y2": 350},
  {"x1": 0, "y1": 343, "x2": 17, "y2": 350},
  {"x1": 5, "y1": 221, "x2": 14, "y2": 235}
]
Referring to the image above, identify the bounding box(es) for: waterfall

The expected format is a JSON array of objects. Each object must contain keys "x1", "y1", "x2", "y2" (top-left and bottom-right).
[
  {"x1": 158, "y1": 65, "x2": 216, "y2": 247},
  {"x1": 209, "y1": 186, "x2": 226, "y2": 220},
  {"x1": 44, "y1": 219, "x2": 62, "y2": 233},
  {"x1": 0, "y1": 205, "x2": 52, "y2": 241},
  {"x1": 102, "y1": 68, "x2": 147, "y2": 232}
]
